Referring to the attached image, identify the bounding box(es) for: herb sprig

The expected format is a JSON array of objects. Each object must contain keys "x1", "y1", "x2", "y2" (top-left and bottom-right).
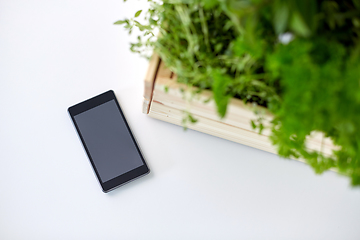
[{"x1": 116, "y1": 0, "x2": 360, "y2": 186}]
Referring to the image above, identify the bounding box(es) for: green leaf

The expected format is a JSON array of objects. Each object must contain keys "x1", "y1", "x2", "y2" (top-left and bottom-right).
[
  {"x1": 188, "y1": 114, "x2": 198, "y2": 123},
  {"x1": 290, "y1": 12, "x2": 311, "y2": 37},
  {"x1": 203, "y1": 0, "x2": 218, "y2": 9},
  {"x1": 353, "y1": 0, "x2": 360, "y2": 7},
  {"x1": 135, "y1": 10, "x2": 142, "y2": 18},
  {"x1": 259, "y1": 123, "x2": 264, "y2": 134},
  {"x1": 203, "y1": 98, "x2": 211, "y2": 104},
  {"x1": 293, "y1": 0, "x2": 316, "y2": 32},
  {"x1": 215, "y1": 43, "x2": 223, "y2": 53},
  {"x1": 211, "y1": 68, "x2": 232, "y2": 118},
  {"x1": 273, "y1": 2, "x2": 289, "y2": 34},
  {"x1": 251, "y1": 120, "x2": 256, "y2": 129},
  {"x1": 114, "y1": 20, "x2": 127, "y2": 25}
]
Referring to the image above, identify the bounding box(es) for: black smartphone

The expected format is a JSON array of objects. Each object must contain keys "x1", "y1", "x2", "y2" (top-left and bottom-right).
[{"x1": 68, "y1": 90, "x2": 150, "y2": 193}]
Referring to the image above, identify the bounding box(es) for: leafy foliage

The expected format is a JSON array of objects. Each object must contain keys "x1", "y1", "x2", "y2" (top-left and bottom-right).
[{"x1": 116, "y1": 0, "x2": 360, "y2": 186}]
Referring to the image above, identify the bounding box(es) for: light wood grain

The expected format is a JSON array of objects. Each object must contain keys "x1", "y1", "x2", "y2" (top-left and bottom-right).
[{"x1": 143, "y1": 53, "x2": 160, "y2": 114}]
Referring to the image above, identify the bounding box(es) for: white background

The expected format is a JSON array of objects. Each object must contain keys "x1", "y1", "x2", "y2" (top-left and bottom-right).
[{"x1": 1, "y1": 1, "x2": 360, "y2": 239}]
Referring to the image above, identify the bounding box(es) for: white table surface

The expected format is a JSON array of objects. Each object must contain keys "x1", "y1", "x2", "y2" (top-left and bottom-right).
[{"x1": 1, "y1": 1, "x2": 360, "y2": 239}]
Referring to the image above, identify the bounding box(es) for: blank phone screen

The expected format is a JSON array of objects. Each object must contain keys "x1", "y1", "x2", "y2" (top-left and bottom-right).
[{"x1": 73, "y1": 100, "x2": 144, "y2": 182}]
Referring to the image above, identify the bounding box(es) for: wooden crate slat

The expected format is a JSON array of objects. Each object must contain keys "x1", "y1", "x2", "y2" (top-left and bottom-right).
[
  {"x1": 153, "y1": 75, "x2": 273, "y2": 137},
  {"x1": 148, "y1": 100, "x2": 277, "y2": 154},
  {"x1": 143, "y1": 53, "x2": 160, "y2": 114}
]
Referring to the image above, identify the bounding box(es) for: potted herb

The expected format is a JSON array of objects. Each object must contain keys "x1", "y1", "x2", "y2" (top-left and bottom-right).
[{"x1": 116, "y1": 0, "x2": 360, "y2": 186}]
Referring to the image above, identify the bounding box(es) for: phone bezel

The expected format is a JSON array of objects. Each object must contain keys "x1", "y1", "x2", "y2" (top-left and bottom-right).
[{"x1": 68, "y1": 90, "x2": 150, "y2": 193}]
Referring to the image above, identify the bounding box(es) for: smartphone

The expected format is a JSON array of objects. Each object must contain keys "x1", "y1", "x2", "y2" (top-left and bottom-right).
[{"x1": 68, "y1": 90, "x2": 150, "y2": 193}]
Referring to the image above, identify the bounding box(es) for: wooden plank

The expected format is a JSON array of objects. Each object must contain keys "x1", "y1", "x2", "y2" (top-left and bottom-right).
[
  {"x1": 148, "y1": 100, "x2": 277, "y2": 154},
  {"x1": 157, "y1": 60, "x2": 173, "y2": 79},
  {"x1": 142, "y1": 53, "x2": 160, "y2": 114}
]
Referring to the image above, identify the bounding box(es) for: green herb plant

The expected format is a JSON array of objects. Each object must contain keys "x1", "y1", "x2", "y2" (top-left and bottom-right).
[{"x1": 116, "y1": 0, "x2": 360, "y2": 186}]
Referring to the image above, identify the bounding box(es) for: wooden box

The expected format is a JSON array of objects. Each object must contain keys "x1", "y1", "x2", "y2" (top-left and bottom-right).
[{"x1": 142, "y1": 54, "x2": 336, "y2": 160}]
